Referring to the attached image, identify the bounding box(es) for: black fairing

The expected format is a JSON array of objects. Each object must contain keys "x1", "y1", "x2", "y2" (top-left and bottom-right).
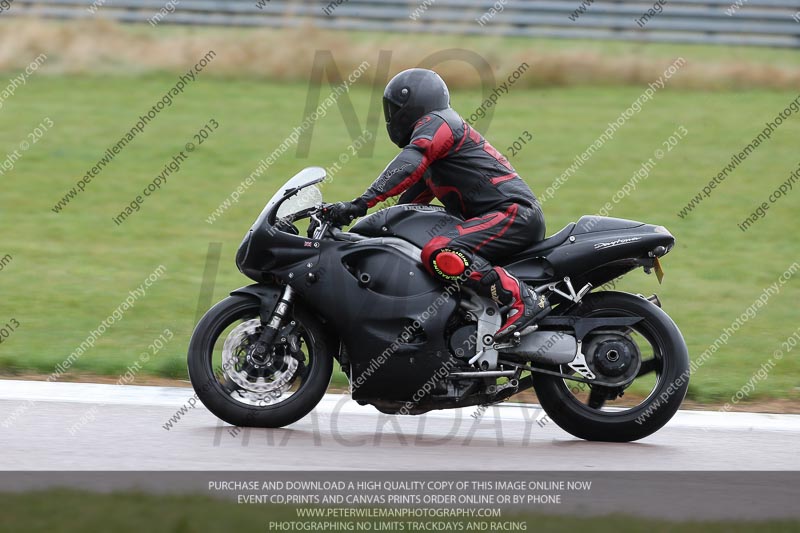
[
  {"x1": 236, "y1": 225, "x2": 320, "y2": 284},
  {"x1": 238, "y1": 203, "x2": 461, "y2": 402},
  {"x1": 300, "y1": 237, "x2": 460, "y2": 401},
  {"x1": 350, "y1": 204, "x2": 462, "y2": 249}
]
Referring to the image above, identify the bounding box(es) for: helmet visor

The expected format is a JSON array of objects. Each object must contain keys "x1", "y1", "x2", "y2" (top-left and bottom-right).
[{"x1": 383, "y1": 97, "x2": 401, "y2": 124}]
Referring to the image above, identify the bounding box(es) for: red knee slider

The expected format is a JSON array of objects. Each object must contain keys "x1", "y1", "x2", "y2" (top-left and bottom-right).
[{"x1": 434, "y1": 251, "x2": 467, "y2": 276}]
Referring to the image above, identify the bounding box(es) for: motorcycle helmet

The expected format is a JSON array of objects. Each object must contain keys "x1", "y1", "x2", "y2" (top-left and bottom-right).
[{"x1": 383, "y1": 68, "x2": 450, "y2": 147}]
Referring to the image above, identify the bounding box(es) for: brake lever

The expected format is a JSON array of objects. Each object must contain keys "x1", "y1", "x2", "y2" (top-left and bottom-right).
[
  {"x1": 309, "y1": 209, "x2": 332, "y2": 240},
  {"x1": 316, "y1": 202, "x2": 346, "y2": 229}
]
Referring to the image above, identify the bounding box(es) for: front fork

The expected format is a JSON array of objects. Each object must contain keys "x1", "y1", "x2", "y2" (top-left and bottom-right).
[{"x1": 256, "y1": 285, "x2": 296, "y2": 348}]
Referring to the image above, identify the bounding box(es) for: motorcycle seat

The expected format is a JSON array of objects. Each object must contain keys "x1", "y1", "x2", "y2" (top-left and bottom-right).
[{"x1": 523, "y1": 222, "x2": 576, "y2": 255}]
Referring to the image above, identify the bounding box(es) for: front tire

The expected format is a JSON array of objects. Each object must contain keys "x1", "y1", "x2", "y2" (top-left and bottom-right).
[
  {"x1": 188, "y1": 294, "x2": 333, "y2": 428},
  {"x1": 532, "y1": 291, "x2": 689, "y2": 442}
]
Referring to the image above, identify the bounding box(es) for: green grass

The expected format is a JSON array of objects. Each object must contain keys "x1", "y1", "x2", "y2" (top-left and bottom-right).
[
  {"x1": 0, "y1": 72, "x2": 798, "y2": 402},
  {"x1": 0, "y1": 489, "x2": 797, "y2": 533}
]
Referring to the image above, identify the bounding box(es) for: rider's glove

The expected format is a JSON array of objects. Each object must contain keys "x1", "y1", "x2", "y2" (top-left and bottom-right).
[{"x1": 327, "y1": 198, "x2": 368, "y2": 226}]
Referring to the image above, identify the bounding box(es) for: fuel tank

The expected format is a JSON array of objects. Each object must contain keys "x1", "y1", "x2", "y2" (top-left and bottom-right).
[{"x1": 351, "y1": 204, "x2": 462, "y2": 249}]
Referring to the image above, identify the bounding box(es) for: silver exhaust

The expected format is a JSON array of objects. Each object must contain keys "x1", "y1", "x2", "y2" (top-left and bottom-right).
[{"x1": 498, "y1": 330, "x2": 578, "y2": 365}]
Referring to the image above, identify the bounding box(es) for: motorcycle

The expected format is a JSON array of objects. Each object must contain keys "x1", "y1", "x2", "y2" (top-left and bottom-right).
[{"x1": 188, "y1": 167, "x2": 689, "y2": 442}]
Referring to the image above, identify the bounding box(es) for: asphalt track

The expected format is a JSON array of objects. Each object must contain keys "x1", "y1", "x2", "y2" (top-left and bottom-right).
[
  {"x1": 2, "y1": 380, "x2": 800, "y2": 521},
  {"x1": 2, "y1": 379, "x2": 799, "y2": 471}
]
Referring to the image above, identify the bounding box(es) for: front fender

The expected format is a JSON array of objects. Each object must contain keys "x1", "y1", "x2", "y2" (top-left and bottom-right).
[{"x1": 230, "y1": 283, "x2": 282, "y2": 323}]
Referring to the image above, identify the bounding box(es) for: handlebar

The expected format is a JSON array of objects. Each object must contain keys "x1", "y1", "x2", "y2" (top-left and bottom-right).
[
  {"x1": 288, "y1": 203, "x2": 368, "y2": 241},
  {"x1": 330, "y1": 228, "x2": 368, "y2": 242}
]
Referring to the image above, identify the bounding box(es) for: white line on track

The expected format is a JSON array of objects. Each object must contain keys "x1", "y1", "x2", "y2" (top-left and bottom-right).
[{"x1": 2, "y1": 379, "x2": 798, "y2": 432}]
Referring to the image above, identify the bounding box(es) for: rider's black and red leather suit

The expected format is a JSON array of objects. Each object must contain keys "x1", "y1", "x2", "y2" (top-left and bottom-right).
[{"x1": 358, "y1": 108, "x2": 548, "y2": 336}]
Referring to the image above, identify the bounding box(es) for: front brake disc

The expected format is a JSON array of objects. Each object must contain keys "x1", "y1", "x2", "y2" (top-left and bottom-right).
[{"x1": 221, "y1": 319, "x2": 299, "y2": 397}]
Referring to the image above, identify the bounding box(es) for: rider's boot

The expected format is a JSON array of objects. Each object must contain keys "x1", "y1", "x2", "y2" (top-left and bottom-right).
[{"x1": 479, "y1": 267, "x2": 551, "y2": 342}]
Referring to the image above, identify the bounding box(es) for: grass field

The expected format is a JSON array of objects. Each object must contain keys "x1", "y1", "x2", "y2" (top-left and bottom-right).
[
  {"x1": 5, "y1": 20, "x2": 800, "y2": 90},
  {"x1": 0, "y1": 489, "x2": 797, "y2": 532},
  {"x1": 0, "y1": 25, "x2": 798, "y2": 403}
]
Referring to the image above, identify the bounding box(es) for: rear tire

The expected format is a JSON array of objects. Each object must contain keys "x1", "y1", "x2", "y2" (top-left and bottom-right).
[
  {"x1": 532, "y1": 291, "x2": 689, "y2": 442},
  {"x1": 188, "y1": 294, "x2": 333, "y2": 428}
]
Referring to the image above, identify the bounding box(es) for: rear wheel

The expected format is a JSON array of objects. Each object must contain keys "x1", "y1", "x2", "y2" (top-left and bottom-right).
[
  {"x1": 532, "y1": 291, "x2": 689, "y2": 442},
  {"x1": 188, "y1": 294, "x2": 333, "y2": 428}
]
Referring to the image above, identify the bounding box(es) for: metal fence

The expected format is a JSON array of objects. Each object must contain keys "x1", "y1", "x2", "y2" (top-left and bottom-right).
[{"x1": 9, "y1": 0, "x2": 800, "y2": 48}]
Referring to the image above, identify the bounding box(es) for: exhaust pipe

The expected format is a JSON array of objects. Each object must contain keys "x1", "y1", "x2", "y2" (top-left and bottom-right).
[{"x1": 499, "y1": 331, "x2": 578, "y2": 365}]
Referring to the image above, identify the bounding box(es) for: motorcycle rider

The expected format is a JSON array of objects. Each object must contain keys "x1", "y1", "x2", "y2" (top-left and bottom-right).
[{"x1": 329, "y1": 68, "x2": 549, "y2": 341}]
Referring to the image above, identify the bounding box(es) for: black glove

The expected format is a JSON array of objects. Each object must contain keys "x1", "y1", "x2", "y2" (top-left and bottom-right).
[{"x1": 327, "y1": 198, "x2": 367, "y2": 226}]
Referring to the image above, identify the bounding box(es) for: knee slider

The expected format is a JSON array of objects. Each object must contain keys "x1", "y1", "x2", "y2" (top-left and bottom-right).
[{"x1": 431, "y1": 248, "x2": 469, "y2": 280}]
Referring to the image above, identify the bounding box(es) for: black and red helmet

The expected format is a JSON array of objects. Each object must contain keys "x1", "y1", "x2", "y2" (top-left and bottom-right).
[{"x1": 383, "y1": 68, "x2": 450, "y2": 148}]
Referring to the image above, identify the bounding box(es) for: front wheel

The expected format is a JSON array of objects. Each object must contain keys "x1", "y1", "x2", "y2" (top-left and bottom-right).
[
  {"x1": 187, "y1": 294, "x2": 333, "y2": 428},
  {"x1": 532, "y1": 291, "x2": 689, "y2": 442}
]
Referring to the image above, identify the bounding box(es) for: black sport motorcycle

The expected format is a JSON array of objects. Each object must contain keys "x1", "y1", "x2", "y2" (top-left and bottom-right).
[{"x1": 188, "y1": 167, "x2": 689, "y2": 442}]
